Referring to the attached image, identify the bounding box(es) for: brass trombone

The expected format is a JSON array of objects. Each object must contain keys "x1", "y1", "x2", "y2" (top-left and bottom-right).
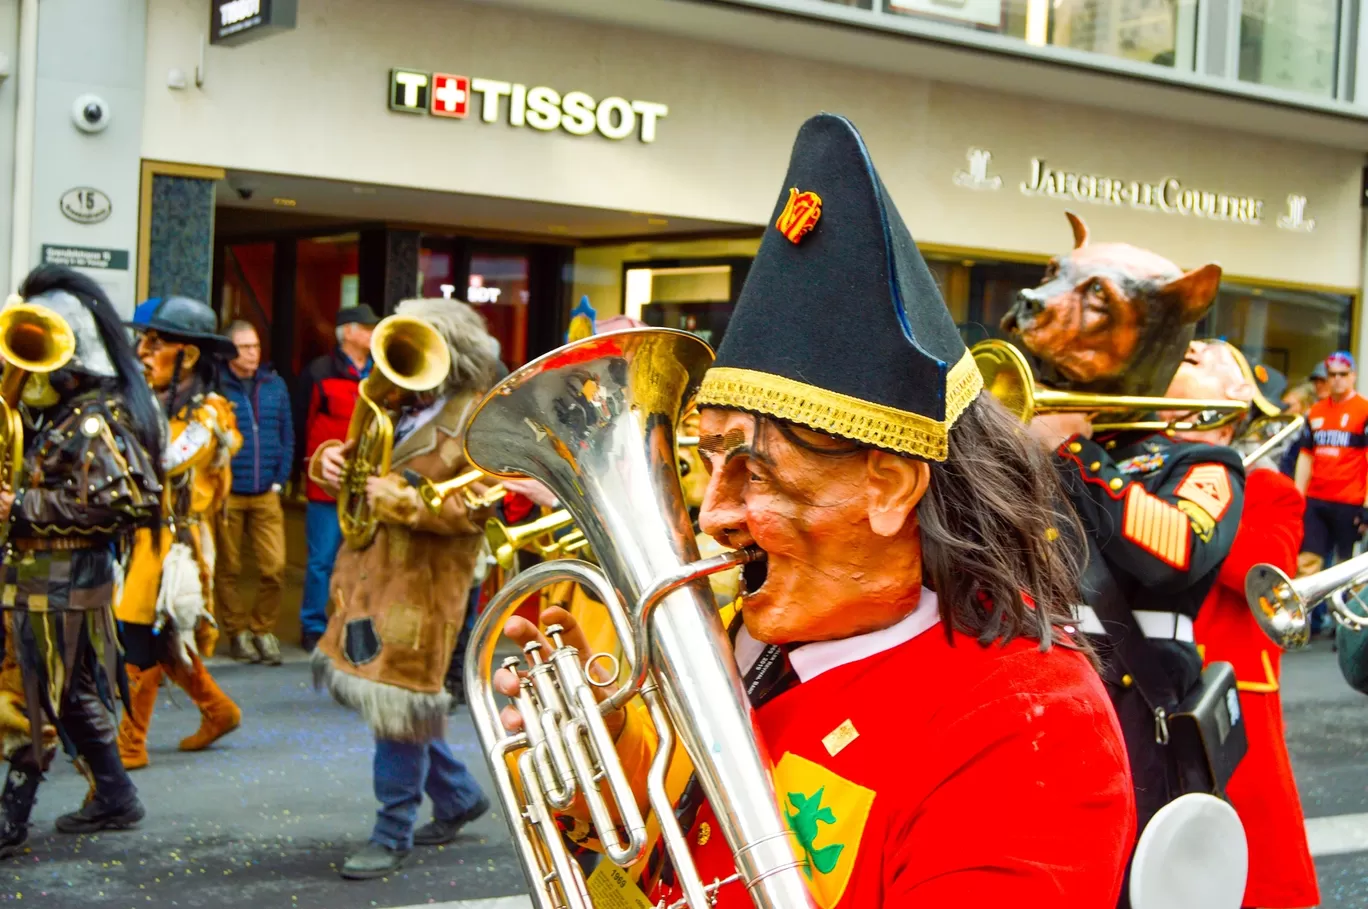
[
  {"x1": 1236, "y1": 414, "x2": 1305, "y2": 469},
  {"x1": 337, "y1": 315, "x2": 451, "y2": 549},
  {"x1": 973, "y1": 339, "x2": 1247, "y2": 433}
]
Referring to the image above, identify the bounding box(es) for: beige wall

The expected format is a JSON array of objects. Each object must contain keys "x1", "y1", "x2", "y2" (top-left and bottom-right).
[{"x1": 143, "y1": 0, "x2": 1363, "y2": 289}]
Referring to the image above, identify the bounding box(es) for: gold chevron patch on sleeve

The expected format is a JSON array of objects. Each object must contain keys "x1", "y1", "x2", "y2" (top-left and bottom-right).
[
  {"x1": 1174, "y1": 464, "x2": 1234, "y2": 521},
  {"x1": 1123, "y1": 485, "x2": 1190, "y2": 570}
]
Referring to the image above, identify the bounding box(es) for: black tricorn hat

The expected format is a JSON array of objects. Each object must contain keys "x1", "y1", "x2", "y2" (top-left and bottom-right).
[
  {"x1": 697, "y1": 114, "x2": 980, "y2": 461},
  {"x1": 126, "y1": 296, "x2": 238, "y2": 358}
]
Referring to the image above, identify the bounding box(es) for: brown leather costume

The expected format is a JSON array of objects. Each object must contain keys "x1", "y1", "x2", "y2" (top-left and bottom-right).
[{"x1": 309, "y1": 390, "x2": 492, "y2": 742}]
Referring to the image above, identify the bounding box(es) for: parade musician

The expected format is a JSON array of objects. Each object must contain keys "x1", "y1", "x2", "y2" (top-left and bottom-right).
[
  {"x1": 1017, "y1": 240, "x2": 1246, "y2": 905},
  {"x1": 495, "y1": 113, "x2": 1136, "y2": 908},
  {"x1": 0, "y1": 266, "x2": 164, "y2": 857},
  {"x1": 1171, "y1": 341, "x2": 1320, "y2": 909}
]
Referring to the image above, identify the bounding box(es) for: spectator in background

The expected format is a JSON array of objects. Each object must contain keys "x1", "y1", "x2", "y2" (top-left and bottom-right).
[
  {"x1": 1310, "y1": 360, "x2": 1330, "y2": 401},
  {"x1": 294, "y1": 305, "x2": 378, "y2": 652},
  {"x1": 1283, "y1": 382, "x2": 1318, "y2": 417},
  {"x1": 1280, "y1": 382, "x2": 1319, "y2": 478},
  {"x1": 1295, "y1": 351, "x2": 1368, "y2": 633},
  {"x1": 216, "y1": 321, "x2": 294, "y2": 665}
]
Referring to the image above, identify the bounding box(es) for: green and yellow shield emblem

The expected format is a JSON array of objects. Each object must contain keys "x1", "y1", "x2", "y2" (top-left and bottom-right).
[{"x1": 774, "y1": 752, "x2": 875, "y2": 908}]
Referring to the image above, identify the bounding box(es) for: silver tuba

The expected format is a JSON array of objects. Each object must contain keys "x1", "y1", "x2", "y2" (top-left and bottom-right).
[
  {"x1": 1246, "y1": 548, "x2": 1368, "y2": 649},
  {"x1": 462, "y1": 328, "x2": 815, "y2": 909}
]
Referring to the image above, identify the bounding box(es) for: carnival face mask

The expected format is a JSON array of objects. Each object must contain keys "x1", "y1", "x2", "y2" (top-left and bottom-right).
[
  {"x1": 137, "y1": 330, "x2": 198, "y2": 391},
  {"x1": 1162, "y1": 340, "x2": 1254, "y2": 445},
  {"x1": 696, "y1": 408, "x2": 929, "y2": 645},
  {"x1": 1001, "y1": 212, "x2": 1222, "y2": 396}
]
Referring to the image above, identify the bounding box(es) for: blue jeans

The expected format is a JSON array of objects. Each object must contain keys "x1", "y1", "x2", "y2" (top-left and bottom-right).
[
  {"x1": 371, "y1": 736, "x2": 486, "y2": 851},
  {"x1": 301, "y1": 501, "x2": 342, "y2": 637}
]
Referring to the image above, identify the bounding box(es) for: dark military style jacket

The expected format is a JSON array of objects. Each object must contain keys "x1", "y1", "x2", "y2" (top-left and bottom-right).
[
  {"x1": 1056, "y1": 432, "x2": 1246, "y2": 616},
  {"x1": 0, "y1": 386, "x2": 162, "y2": 754}
]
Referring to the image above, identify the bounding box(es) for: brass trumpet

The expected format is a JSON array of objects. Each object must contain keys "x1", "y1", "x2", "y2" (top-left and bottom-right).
[
  {"x1": 485, "y1": 509, "x2": 576, "y2": 573},
  {"x1": 1247, "y1": 549, "x2": 1368, "y2": 650},
  {"x1": 0, "y1": 303, "x2": 76, "y2": 494},
  {"x1": 338, "y1": 315, "x2": 452, "y2": 549},
  {"x1": 406, "y1": 468, "x2": 506, "y2": 516},
  {"x1": 973, "y1": 339, "x2": 1247, "y2": 433}
]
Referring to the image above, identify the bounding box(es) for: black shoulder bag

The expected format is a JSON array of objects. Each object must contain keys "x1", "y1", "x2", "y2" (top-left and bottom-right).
[{"x1": 1083, "y1": 535, "x2": 1248, "y2": 796}]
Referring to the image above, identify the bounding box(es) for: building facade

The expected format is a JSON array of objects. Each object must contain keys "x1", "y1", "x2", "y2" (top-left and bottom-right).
[{"x1": 2, "y1": 0, "x2": 1367, "y2": 388}]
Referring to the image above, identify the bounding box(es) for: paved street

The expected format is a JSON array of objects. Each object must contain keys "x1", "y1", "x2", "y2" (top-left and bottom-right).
[{"x1": 1, "y1": 641, "x2": 1365, "y2": 908}]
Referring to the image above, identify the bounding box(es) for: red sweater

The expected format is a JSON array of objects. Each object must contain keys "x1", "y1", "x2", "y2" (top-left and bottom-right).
[
  {"x1": 646, "y1": 619, "x2": 1136, "y2": 908},
  {"x1": 1193, "y1": 468, "x2": 1319, "y2": 908}
]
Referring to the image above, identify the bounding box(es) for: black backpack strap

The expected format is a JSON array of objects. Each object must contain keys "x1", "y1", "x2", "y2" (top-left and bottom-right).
[{"x1": 1081, "y1": 531, "x2": 1178, "y2": 744}]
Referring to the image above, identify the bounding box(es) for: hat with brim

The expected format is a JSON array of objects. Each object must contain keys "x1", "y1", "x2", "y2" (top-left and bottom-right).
[
  {"x1": 1219, "y1": 342, "x2": 1282, "y2": 417},
  {"x1": 127, "y1": 296, "x2": 238, "y2": 358}
]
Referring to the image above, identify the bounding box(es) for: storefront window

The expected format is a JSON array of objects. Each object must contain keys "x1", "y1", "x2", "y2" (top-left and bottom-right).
[
  {"x1": 1200, "y1": 283, "x2": 1353, "y2": 385},
  {"x1": 809, "y1": 0, "x2": 1197, "y2": 68},
  {"x1": 627, "y1": 263, "x2": 737, "y2": 347},
  {"x1": 294, "y1": 234, "x2": 359, "y2": 376},
  {"x1": 220, "y1": 242, "x2": 274, "y2": 349},
  {"x1": 468, "y1": 251, "x2": 531, "y2": 368},
  {"x1": 1238, "y1": 0, "x2": 1342, "y2": 98}
]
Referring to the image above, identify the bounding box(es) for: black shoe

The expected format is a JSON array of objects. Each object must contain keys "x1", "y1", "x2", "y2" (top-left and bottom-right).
[
  {"x1": 300, "y1": 632, "x2": 321, "y2": 653},
  {"x1": 340, "y1": 842, "x2": 409, "y2": 880},
  {"x1": 0, "y1": 823, "x2": 25, "y2": 860},
  {"x1": 54, "y1": 797, "x2": 145, "y2": 834},
  {"x1": 413, "y1": 795, "x2": 490, "y2": 846}
]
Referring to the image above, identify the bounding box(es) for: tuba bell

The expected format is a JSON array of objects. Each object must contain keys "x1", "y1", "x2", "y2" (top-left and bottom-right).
[
  {"x1": 463, "y1": 328, "x2": 815, "y2": 909},
  {"x1": 973, "y1": 338, "x2": 1246, "y2": 432},
  {"x1": 1246, "y1": 549, "x2": 1368, "y2": 650},
  {"x1": 0, "y1": 302, "x2": 76, "y2": 497},
  {"x1": 337, "y1": 314, "x2": 451, "y2": 549}
]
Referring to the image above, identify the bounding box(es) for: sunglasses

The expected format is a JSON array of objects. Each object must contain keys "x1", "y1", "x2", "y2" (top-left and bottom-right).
[{"x1": 1329, "y1": 371, "x2": 1352, "y2": 378}]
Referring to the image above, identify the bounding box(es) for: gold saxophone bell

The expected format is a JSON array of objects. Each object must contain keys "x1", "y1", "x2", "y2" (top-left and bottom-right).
[
  {"x1": 1247, "y1": 548, "x2": 1368, "y2": 650},
  {"x1": 0, "y1": 303, "x2": 77, "y2": 497},
  {"x1": 972, "y1": 338, "x2": 1247, "y2": 433},
  {"x1": 484, "y1": 509, "x2": 577, "y2": 573},
  {"x1": 338, "y1": 315, "x2": 452, "y2": 549}
]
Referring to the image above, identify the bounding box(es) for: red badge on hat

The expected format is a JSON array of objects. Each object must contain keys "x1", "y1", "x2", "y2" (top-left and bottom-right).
[{"x1": 776, "y1": 188, "x2": 822, "y2": 244}]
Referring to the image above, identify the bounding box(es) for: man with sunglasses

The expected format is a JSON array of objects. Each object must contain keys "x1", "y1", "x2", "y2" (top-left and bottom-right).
[{"x1": 1294, "y1": 351, "x2": 1368, "y2": 632}]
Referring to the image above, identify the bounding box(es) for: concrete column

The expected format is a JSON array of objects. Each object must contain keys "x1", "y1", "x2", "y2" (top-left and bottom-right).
[
  {"x1": 22, "y1": 0, "x2": 146, "y2": 315},
  {"x1": 1357, "y1": 208, "x2": 1368, "y2": 395}
]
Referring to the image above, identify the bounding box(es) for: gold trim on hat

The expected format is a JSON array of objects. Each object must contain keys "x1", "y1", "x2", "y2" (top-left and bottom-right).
[{"x1": 696, "y1": 349, "x2": 983, "y2": 461}]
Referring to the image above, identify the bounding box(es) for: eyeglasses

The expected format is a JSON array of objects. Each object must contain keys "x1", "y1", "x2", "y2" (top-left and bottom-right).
[{"x1": 1329, "y1": 371, "x2": 1352, "y2": 378}]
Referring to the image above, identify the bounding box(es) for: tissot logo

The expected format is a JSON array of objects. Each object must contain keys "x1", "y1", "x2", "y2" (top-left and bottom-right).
[{"x1": 388, "y1": 68, "x2": 668, "y2": 143}]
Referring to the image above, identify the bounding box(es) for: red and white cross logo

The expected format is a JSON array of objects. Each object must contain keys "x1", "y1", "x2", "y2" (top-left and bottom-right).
[{"x1": 431, "y1": 73, "x2": 470, "y2": 118}]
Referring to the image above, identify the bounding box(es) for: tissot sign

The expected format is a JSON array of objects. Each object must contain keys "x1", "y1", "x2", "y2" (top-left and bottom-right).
[
  {"x1": 210, "y1": 0, "x2": 297, "y2": 46},
  {"x1": 388, "y1": 68, "x2": 669, "y2": 144}
]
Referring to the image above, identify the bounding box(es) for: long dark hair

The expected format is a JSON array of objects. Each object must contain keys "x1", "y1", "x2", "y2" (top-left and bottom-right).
[
  {"x1": 17, "y1": 265, "x2": 165, "y2": 468},
  {"x1": 918, "y1": 393, "x2": 1087, "y2": 652}
]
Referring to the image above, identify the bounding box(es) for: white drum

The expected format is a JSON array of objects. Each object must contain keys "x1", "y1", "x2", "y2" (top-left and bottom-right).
[{"x1": 1130, "y1": 793, "x2": 1248, "y2": 909}]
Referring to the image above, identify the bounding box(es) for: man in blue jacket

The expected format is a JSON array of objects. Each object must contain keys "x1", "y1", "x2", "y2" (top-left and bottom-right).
[{"x1": 215, "y1": 320, "x2": 294, "y2": 665}]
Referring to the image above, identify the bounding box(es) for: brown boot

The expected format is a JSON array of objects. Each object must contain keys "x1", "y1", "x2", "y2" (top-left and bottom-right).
[
  {"x1": 117, "y1": 664, "x2": 163, "y2": 770},
  {"x1": 164, "y1": 652, "x2": 241, "y2": 752}
]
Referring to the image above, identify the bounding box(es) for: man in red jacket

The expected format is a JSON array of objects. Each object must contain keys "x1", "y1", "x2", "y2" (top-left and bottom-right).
[
  {"x1": 295, "y1": 304, "x2": 378, "y2": 651},
  {"x1": 496, "y1": 113, "x2": 1135, "y2": 908},
  {"x1": 1167, "y1": 340, "x2": 1320, "y2": 909}
]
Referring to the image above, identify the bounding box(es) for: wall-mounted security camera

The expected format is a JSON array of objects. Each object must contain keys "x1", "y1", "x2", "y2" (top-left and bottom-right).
[
  {"x1": 71, "y1": 94, "x2": 112, "y2": 133},
  {"x1": 236, "y1": 186, "x2": 255, "y2": 201}
]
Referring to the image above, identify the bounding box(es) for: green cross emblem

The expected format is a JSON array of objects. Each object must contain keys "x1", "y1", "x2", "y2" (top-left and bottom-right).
[{"x1": 785, "y1": 787, "x2": 845, "y2": 878}]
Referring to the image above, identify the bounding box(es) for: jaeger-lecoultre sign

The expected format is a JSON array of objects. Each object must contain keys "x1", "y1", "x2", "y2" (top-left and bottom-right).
[{"x1": 954, "y1": 148, "x2": 1315, "y2": 232}]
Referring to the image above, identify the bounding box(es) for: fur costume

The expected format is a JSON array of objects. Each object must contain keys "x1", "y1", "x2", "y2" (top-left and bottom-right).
[{"x1": 310, "y1": 297, "x2": 499, "y2": 742}]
